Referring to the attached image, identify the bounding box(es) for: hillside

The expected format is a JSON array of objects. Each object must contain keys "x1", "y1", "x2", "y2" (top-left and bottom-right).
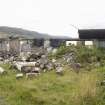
[
  {"x1": 0, "y1": 26, "x2": 70, "y2": 39},
  {"x1": 0, "y1": 26, "x2": 50, "y2": 39}
]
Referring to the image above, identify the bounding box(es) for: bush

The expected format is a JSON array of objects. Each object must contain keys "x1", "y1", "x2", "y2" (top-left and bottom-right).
[{"x1": 50, "y1": 44, "x2": 105, "y2": 65}]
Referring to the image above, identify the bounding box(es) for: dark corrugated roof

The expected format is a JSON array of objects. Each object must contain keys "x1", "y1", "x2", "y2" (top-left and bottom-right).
[{"x1": 78, "y1": 29, "x2": 105, "y2": 39}]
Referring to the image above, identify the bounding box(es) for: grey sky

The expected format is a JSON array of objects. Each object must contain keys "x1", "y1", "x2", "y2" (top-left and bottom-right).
[{"x1": 0, "y1": 0, "x2": 105, "y2": 38}]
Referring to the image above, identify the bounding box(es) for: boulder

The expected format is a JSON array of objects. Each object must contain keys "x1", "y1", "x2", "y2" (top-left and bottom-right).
[
  {"x1": 21, "y1": 66, "x2": 32, "y2": 73},
  {"x1": 0, "y1": 67, "x2": 6, "y2": 75},
  {"x1": 40, "y1": 64, "x2": 45, "y2": 69},
  {"x1": 32, "y1": 67, "x2": 40, "y2": 73},
  {"x1": 71, "y1": 63, "x2": 82, "y2": 73},
  {"x1": 52, "y1": 59, "x2": 56, "y2": 63},
  {"x1": 16, "y1": 73, "x2": 23, "y2": 79},
  {"x1": 56, "y1": 66, "x2": 63, "y2": 75},
  {"x1": 45, "y1": 63, "x2": 54, "y2": 71}
]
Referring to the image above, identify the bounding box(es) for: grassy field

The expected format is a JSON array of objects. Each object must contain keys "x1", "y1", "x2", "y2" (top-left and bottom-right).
[{"x1": 0, "y1": 64, "x2": 105, "y2": 105}]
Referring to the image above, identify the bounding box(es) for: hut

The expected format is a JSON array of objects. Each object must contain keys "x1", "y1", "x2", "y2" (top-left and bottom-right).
[{"x1": 78, "y1": 29, "x2": 105, "y2": 48}]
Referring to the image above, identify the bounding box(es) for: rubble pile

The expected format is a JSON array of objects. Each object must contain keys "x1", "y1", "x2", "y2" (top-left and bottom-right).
[
  {"x1": 8, "y1": 51, "x2": 64, "y2": 78},
  {"x1": 0, "y1": 45, "x2": 85, "y2": 78},
  {"x1": 57, "y1": 52, "x2": 82, "y2": 73},
  {"x1": 0, "y1": 51, "x2": 18, "y2": 60}
]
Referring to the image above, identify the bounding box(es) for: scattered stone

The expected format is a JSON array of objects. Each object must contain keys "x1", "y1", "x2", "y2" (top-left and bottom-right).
[
  {"x1": 0, "y1": 67, "x2": 6, "y2": 75},
  {"x1": 13, "y1": 62, "x2": 36, "y2": 71},
  {"x1": 52, "y1": 48, "x2": 57, "y2": 54},
  {"x1": 41, "y1": 54, "x2": 46, "y2": 58},
  {"x1": 45, "y1": 63, "x2": 54, "y2": 71},
  {"x1": 0, "y1": 57, "x2": 3, "y2": 61},
  {"x1": 16, "y1": 73, "x2": 23, "y2": 79},
  {"x1": 0, "y1": 46, "x2": 83, "y2": 78},
  {"x1": 71, "y1": 63, "x2": 82, "y2": 73},
  {"x1": 40, "y1": 64, "x2": 45, "y2": 70},
  {"x1": 94, "y1": 62, "x2": 100, "y2": 67},
  {"x1": 39, "y1": 58, "x2": 48, "y2": 65},
  {"x1": 63, "y1": 53, "x2": 76, "y2": 63},
  {"x1": 21, "y1": 66, "x2": 32, "y2": 73},
  {"x1": 35, "y1": 62, "x2": 40, "y2": 67},
  {"x1": 56, "y1": 66, "x2": 63, "y2": 75},
  {"x1": 52, "y1": 59, "x2": 56, "y2": 63},
  {"x1": 32, "y1": 67, "x2": 40, "y2": 73}
]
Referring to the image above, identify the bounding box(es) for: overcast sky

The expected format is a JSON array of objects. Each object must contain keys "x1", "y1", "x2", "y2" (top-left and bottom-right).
[{"x1": 0, "y1": 0, "x2": 105, "y2": 38}]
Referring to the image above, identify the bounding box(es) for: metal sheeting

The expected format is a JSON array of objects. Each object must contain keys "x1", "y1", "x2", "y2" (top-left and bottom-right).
[{"x1": 78, "y1": 29, "x2": 105, "y2": 39}]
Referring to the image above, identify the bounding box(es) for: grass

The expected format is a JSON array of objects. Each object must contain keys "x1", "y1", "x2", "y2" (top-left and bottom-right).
[{"x1": 0, "y1": 64, "x2": 105, "y2": 105}]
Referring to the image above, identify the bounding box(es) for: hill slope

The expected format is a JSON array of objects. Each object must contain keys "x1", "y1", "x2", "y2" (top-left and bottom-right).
[
  {"x1": 0, "y1": 26, "x2": 70, "y2": 39},
  {"x1": 0, "y1": 26, "x2": 51, "y2": 39}
]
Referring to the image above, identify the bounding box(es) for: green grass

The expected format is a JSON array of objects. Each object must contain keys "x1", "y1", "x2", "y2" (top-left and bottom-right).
[{"x1": 0, "y1": 64, "x2": 105, "y2": 105}]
